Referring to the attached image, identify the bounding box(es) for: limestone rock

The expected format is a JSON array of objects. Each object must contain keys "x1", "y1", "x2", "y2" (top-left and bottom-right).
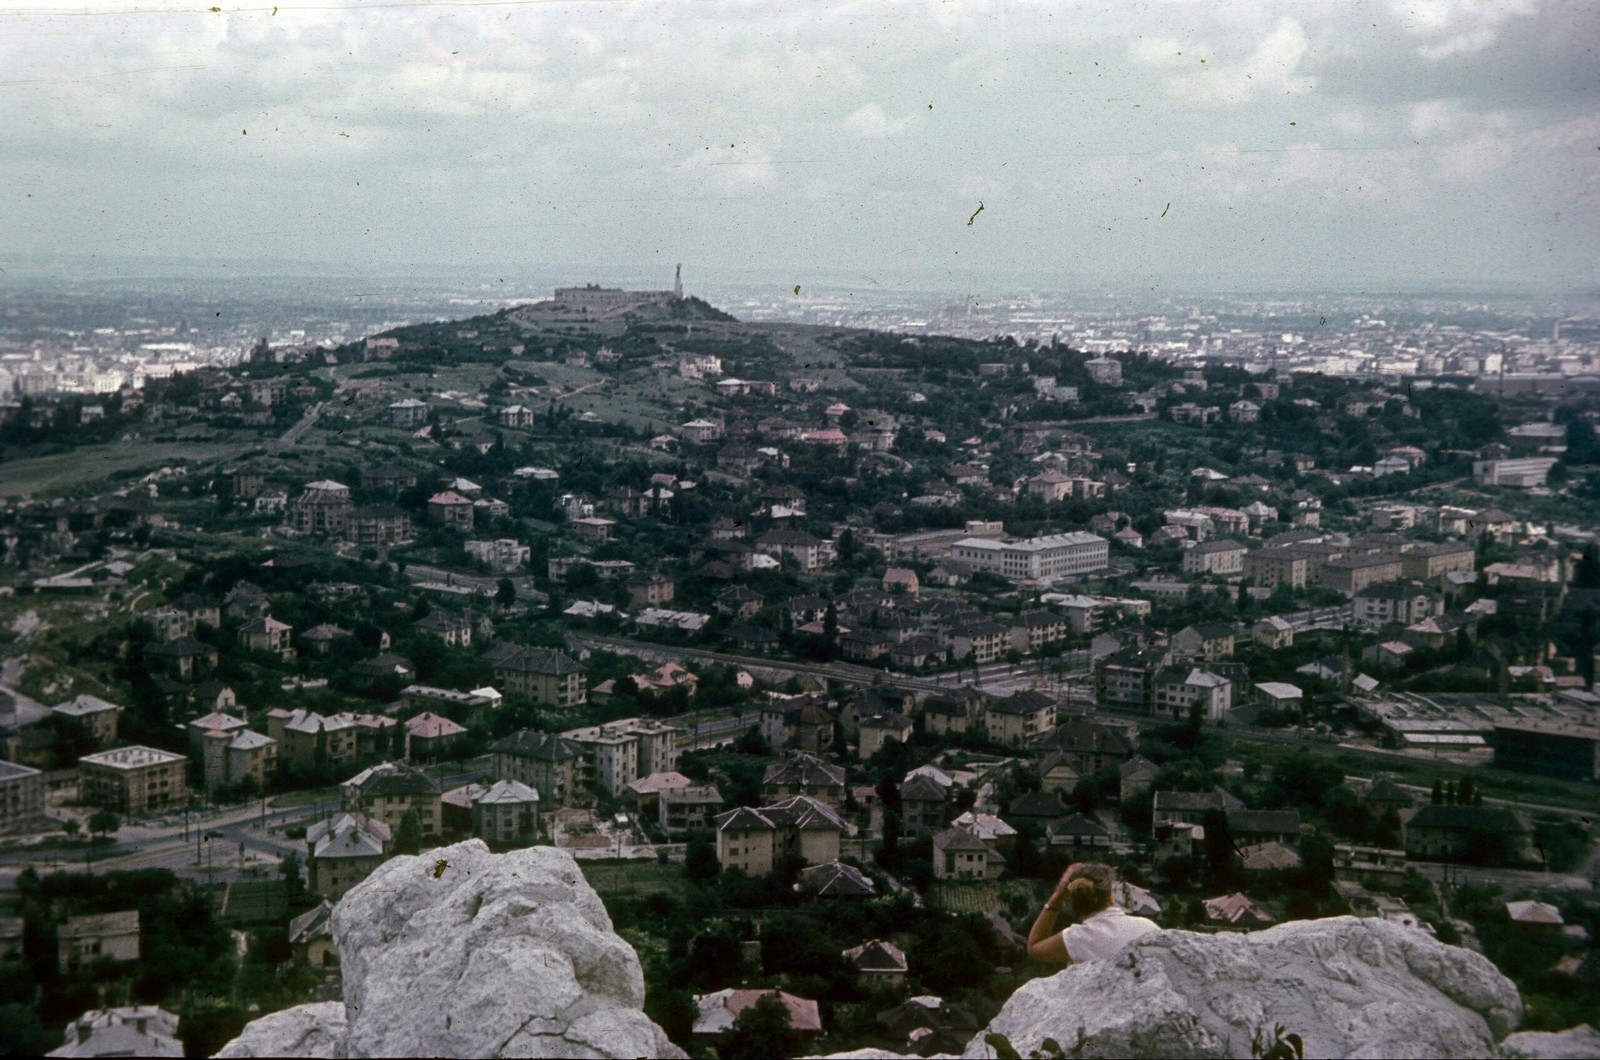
[
  {"x1": 962, "y1": 917, "x2": 1521, "y2": 1060},
  {"x1": 214, "y1": 1001, "x2": 347, "y2": 1058},
  {"x1": 1500, "y1": 1025, "x2": 1600, "y2": 1059},
  {"x1": 216, "y1": 841, "x2": 684, "y2": 1059}
]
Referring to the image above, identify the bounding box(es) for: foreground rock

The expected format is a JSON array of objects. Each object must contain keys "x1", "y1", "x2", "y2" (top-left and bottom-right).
[
  {"x1": 217, "y1": 841, "x2": 684, "y2": 1059},
  {"x1": 962, "y1": 917, "x2": 1520, "y2": 1060},
  {"x1": 1499, "y1": 1025, "x2": 1600, "y2": 1059},
  {"x1": 215, "y1": 1002, "x2": 347, "y2": 1058}
]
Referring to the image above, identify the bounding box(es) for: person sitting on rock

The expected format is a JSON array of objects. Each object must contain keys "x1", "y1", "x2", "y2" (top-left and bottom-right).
[{"x1": 1026, "y1": 861, "x2": 1160, "y2": 965}]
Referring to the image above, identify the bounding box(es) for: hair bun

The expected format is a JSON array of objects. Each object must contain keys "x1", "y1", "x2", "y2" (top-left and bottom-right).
[{"x1": 1068, "y1": 878, "x2": 1095, "y2": 894}]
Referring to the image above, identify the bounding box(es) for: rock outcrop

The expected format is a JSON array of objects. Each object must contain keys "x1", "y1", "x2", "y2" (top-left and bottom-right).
[
  {"x1": 216, "y1": 1002, "x2": 347, "y2": 1058},
  {"x1": 217, "y1": 841, "x2": 684, "y2": 1059},
  {"x1": 1499, "y1": 1024, "x2": 1600, "y2": 1059},
  {"x1": 962, "y1": 917, "x2": 1521, "y2": 1060}
]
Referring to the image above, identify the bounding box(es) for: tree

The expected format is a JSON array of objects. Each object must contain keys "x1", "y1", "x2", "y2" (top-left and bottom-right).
[
  {"x1": 722, "y1": 991, "x2": 801, "y2": 1060},
  {"x1": 280, "y1": 850, "x2": 305, "y2": 900},
  {"x1": 394, "y1": 808, "x2": 423, "y2": 856},
  {"x1": 495, "y1": 578, "x2": 516, "y2": 608},
  {"x1": 685, "y1": 834, "x2": 719, "y2": 882},
  {"x1": 62, "y1": 819, "x2": 81, "y2": 842},
  {"x1": 1456, "y1": 775, "x2": 1475, "y2": 807},
  {"x1": 87, "y1": 809, "x2": 120, "y2": 848},
  {"x1": 1431, "y1": 779, "x2": 1443, "y2": 805},
  {"x1": 1575, "y1": 543, "x2": 1600, "y2": 589}
]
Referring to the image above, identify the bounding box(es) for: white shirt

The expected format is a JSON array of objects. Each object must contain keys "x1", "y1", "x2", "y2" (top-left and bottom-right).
[{"x1": 1061, "y1": 906, "x2": 1160, "y2": 963}]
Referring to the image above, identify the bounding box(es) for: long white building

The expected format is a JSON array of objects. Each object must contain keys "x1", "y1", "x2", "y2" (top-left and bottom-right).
[{"x1": 950, "y1": 532, "x2": 1109, "y2": 585}]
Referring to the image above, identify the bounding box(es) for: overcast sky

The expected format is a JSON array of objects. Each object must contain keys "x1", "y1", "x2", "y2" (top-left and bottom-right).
[{"x1": 2, "y1": 1, "x2": 1596, "y2": 293}]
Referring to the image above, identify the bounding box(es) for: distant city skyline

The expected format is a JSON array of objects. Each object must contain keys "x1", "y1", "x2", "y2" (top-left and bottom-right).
[{"x1": 3, "y1": 1, "x2": 1597, "y2": 293}]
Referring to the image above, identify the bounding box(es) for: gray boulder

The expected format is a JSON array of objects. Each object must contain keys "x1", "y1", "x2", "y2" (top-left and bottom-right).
[
  {"x1": 1500, "y1": 1025, "x2": 1600, "y2": 1059},
  {"x1": 962, "y1": 917, "x2": 1520, "y2": 1060},
  {"x1": 214, "y1": 1001, "x2": 347, "y2": 1058},
  {"x1": 216, "y1": 841, "x2": 684, "y2": 1059}
]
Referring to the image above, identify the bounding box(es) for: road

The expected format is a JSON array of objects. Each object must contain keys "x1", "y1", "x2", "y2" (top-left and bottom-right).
[
  {"x1": 0, "y1": 766, "x2": 493, "y2": 888},
  {"x1": 277, "y1": 402, "x2": 322, "y2": 445}
]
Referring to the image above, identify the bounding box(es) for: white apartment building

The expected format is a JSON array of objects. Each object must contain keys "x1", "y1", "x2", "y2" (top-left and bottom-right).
[{"x1": 949, "y1": 532, "x2": 1108, "y2": 585}]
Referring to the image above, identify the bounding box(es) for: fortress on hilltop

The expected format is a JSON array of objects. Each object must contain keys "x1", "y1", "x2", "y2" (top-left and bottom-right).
[{"x1": 552, "y1": 264, "x2": 684, "y2": 316}]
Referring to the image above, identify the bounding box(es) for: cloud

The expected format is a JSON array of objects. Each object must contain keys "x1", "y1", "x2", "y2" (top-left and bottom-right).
[
  {"x1": 1393, "y1": 0, "x2": 1538, "y2": 61},
  {"x1": 1133, "y1": 18, "x2": 1316, "y2": 107},
  {"x1": 841, "y1": 102, "x2": 909, "y2": 138}
]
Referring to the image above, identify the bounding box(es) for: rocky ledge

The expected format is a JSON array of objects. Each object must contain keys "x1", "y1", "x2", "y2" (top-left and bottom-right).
[
  {"x1": 216, "y1": 840, "x2": 684, "y2": 1059},
  {"x1": 962, "y1": 916, "x2": 1522, "y2": 1060}
]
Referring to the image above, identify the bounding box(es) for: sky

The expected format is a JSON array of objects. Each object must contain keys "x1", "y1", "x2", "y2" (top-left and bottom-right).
[{"x1": 2, "y1": 0, "x2": 1597, "y2": 294}]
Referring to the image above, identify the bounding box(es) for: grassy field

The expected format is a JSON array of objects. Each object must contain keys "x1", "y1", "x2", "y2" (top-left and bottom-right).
[
  {"x1": 216, "y1": 879, "x2": 288, "y2": 924},
  {"x1": 2, "y1": 439, "x2": 262, "y2": 498},
  {"x1": 928, "y1": 878, "x2": 1039, "y2": 917},
  {"x1": 578, "y1": 859, "x2": 689, "y2": 901}
]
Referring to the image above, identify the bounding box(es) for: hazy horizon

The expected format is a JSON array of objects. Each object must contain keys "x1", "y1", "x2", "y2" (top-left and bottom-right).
[{"x1": 5, "y1": 1, "x2": 1597, "y2": 296}]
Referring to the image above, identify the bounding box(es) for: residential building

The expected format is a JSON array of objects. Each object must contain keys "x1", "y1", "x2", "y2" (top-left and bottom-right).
[
  {"x1": 899, "y1": 774, "x2": 948, "y2": 833},
  {"x1": 1184, "y1": 540, "x2": 1247, "y2": 575},
  {"x1": 0, "y1": 761, "x2": 44, "y2": 836},
  {"x1": 197, "y1": 726, "x2": 277, "y2": 795},
  {"x1": 949, "y1": 532, "x2": 1109, "y2": 585},
  {"x1": 932, "y1": 824, "x2": 1004, "y2": 879},
  {"x1": 412, "y1": 610, "x2": 474, "y2": 647},
  {"x1": 342, "y1": 762, "x2": 443, "y2": 837},
  {"x1": 300, "y1": 623, "x2": 354, "y2": 656},
  {"x1": 1400, "y1": 542, "x2": 1476, "y2": 581},
  {"x1": 1171, "y1": 622, "x2": 1237, "y2": 661},
  {"x1": 288, "y1": 480, "x2": 352, "y2": 537},
  {"x1": 78, "y1": 746, "x2": 187, "y2": 815},
  {"x1": 427, "y1": 491, "x2": 475, "y2": 530},
  {"x1": 56, "y1": 911, "x2": 140, "y2": 974},
  {"x1": 561, "y1": 717, "x2": 681, "y2": 796},
  {"x1": 985, "y1": 691, "x2": 1056, "y2": 747},
  {"x1": 843, "y1": 940, "x2": 908, "y2": 986},
  {"x1": 693, "y1": 989, "x2": 823, "y2": 1039},
  {"x1": 626, "y1": 571, "x2": 675, "y2": 608},
  {"x1": 762, "y1": 753, "x2": 846, "y2": 808},
  {"x1": 493, "y1": 646, "x2": 587, "y2": 708},
  {"x1": 142, "y1": 636, "x2": 219, "y2": 679},
  {"x1": 497, "y1": 405, "x2": 535, "y2": 429},
  {"x1": 1006, "y1": 610, "x2": 1068, "y2": 654},
  {"x1": 658, "y1": 785, "x2": 724, "y2": 835},
  {"x1": 400, "y1": 684, "x2": 502, "y2": 728},
  {"x1": 1252, "y1": 616, "x2": 1294, "y2": 650},
  {"x1": 1402, "y1": 804, "x2": 1535, "y2": 864},
  {"x1": 307, "y1": 813, "x2": 391, "y2": 899},
  {"x1": 492, "y1": 730, "x2": 583, "y2": 807},
  {"x1": 714, "y1": 796, "x2": 844, "y2": 874},
  {"x1": 1154, "y1": 667, "x2": 1233, "y2": 721},
  {"x1": 289, "y1": 901, "x2": 337, "y2": 968},
  {"x1": 1320, "y1": 555, "x2": 1405, "y2": 596},
  {"x1": 950, "y1": 619, "x2": 1008, "y2": 664},
  {"x1": 51, "y1": 694, "x2": 121, "y2": 748},
  {"x1": 1243, "y1": 549, "x2": 1310, "y2": 589},
  {"x1": 268, "y1": 709, "x2": 358, "y2": 771},
  {"x1": 237, "y1": 615, "x2": 294, "y2": 660},
  {"x1": 347, "y1": 506, "x2": 412, "y2": 547},
  {"x1": 1472, "y1": 457, "x2": 1558, "y2": 488},
  {"x1": 471, "y1": 779, "x2": 540, "y2": 846},
  {"x1": 1354, "y1": 582, "x2": 1443, "y2": 629},
  {"x1": 755, "y1": 530, "x2": 832, "y2": 571},
  {"x1": 50, "y1": 1006, "x2": 184, "y2": 1058},
  {"x1": 388, "y1": 398, "x2": 429, "y2": 428},
  {"x1": 404, "y1": 712, "x2": 468, "y2": 760},
  {"x1": 858, "y1": 712, "x2": 913, "y2": 757}
]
